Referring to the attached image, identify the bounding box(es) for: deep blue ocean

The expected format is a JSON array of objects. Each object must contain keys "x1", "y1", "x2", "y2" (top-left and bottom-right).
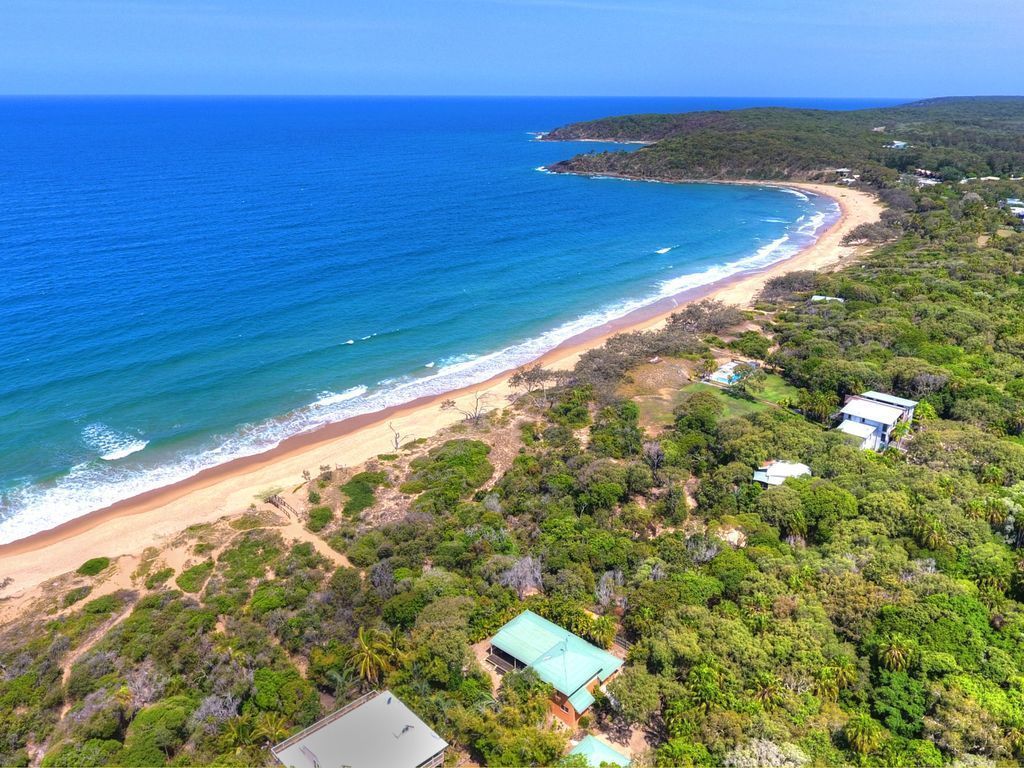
[{"x1": 0, "y1": 96, "x2": 901, "y2": 542}]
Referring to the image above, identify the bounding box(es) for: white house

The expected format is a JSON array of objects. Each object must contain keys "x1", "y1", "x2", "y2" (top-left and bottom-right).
[
  {"x1": 835, "y1": 391, "x2": 917, "y2": 451},
  {"x1": 753, "y1": 460, "x2": 812, "y2": 486},
  {"x1": 272, "y1": 691, "x2": 448, "y2": 768},
  {"x1": 811, "y1": 295, "x2": 845, "y2": 303},
  {"x1": 886, "y1": 140, "x2": 909, "y2": 149}
]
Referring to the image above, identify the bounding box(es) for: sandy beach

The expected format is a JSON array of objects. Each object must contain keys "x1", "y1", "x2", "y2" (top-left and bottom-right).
[{"x1": 0, "y1": 182, "x2": 881, "y2": 604}]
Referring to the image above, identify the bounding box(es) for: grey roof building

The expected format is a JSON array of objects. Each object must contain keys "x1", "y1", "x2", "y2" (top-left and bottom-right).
[{"x1": 271, "y1": 690, "x2": 448, "y2": 768}]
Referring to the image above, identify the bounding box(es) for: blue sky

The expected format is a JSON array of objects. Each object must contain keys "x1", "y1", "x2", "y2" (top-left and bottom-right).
[{"x1": 1, "y1": 0, "x2": 1020, "y2": 96}]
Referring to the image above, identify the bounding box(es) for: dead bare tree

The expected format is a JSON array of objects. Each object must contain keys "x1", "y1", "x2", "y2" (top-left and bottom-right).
[
  {"x1": 642, "y1": 441, "x2": 665, "y2": 483},
  {"x1": 388, "y1": 421, "x2": 406, "y2": 451},
  {"x1": 441, "y1": 391, "x2": 489, "y2": 425},
  {"x1": 499, "y1": 556, "x2": 543, "y2": 599}
]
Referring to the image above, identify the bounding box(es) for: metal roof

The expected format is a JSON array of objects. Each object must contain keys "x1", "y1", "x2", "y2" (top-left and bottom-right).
[
  {"x1": 271, "y1": 691, "x2": 447, "y2": 768},
  {"x1": 837, "y1": 420, "x2": 877, "y2": 439},
  {"x1": 569, "y1": 735, "x2": 632, "y2": 767},
  {"x1": 860, "y1": 390, "x2": 918, "y2": 409},
  {"x1": 753, "y1": 461, "x2": 811, "y2": 486},
  {"x1": 491, "y1": 611, "x2": 622, "y2": 704},
  {"x1": 839, "y1": 397, "x2": 905, "y2": 425}
]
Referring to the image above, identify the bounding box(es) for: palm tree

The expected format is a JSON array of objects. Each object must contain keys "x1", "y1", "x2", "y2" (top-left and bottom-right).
[
  {"x1": 749, "y1": 673, "x2": 784, "y2": 709},
  {"x1": 833, "y1": 658, "x2": 858, "y2": 690},
  {"x1": 912, "y1": 514, "x2": 945, "y2": 550},
  {"x1": 812, "y1": 667, "x2": 839, "y2": 703},
  {"x1": 351, "y1": 626, "x2": 393, "y2": 688},
  {"x1": 985, "y1": 497, "x2": 1008, "y2": 526},
  {"x1": 220, "y1": 714, "x2": 255, "y2": 754},
  {"x1": 684, "y1": 664, "x2": 723, "y2": 714},
  {"x1": 254, "y1": 711, "x2": 291, "y2": 745},
  {"x1": 844, "y1": 713, "x2": 884, "y2": 755},
  {"x1": 877, "y1": 633, "x2": 913, "y2": 672},
  {"x1": 326, "y1": 666, "x2": 357, "y2": 701}
]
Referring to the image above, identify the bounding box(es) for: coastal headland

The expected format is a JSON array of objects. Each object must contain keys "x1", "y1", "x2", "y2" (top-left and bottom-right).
[{"x1": 0, "y1": 181, "x2": 880, "y2": 608}]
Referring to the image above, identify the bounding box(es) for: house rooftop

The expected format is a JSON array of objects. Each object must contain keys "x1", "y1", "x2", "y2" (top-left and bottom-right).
[
  {"x1": 860, "y1": 391, "x2": 918, "y2": 410},
  {"x1": 837, "y1": 419, "x2": 877, "y2": 439},
  {"x1": 753, "y1": 460, "x2": 811, "y2": 486},
  {"x1": 839, "y1": 397, "x2": 906, "y2": 425},
  {"x1": 271, "y1": 691, "x2": 447, "y2": 768},
  {"x1": 491, "y1": 611, "x2": 622, "y2": 700},
  {"x1": 569, "y1": 735, "x2": 631, "y2": 767}
]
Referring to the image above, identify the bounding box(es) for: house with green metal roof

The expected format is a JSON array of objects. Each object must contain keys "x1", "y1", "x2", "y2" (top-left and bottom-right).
[
  {"x1": 486, "y1": 610, "x2": 623, "y2": 725},
  {"x1": 568, "y1": 735, "x2": 631, "y2": 767}
]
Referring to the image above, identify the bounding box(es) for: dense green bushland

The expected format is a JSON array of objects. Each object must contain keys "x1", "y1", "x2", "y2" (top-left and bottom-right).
[{"x1": 546, "y1": 97, "x2": 1024, "y2": 182}]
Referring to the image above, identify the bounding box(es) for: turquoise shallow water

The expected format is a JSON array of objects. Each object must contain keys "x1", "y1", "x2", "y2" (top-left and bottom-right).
[{"x1": 0, "y1": 97, "x2": 892, "y2": 542}]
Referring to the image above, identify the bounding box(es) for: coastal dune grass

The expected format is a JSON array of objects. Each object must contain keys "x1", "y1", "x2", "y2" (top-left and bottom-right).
[{"x1": 76, "y1": 556, "x2": 110, "y2": 576}]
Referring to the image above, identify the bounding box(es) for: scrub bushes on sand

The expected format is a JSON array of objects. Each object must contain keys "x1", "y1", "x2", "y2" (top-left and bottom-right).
[
  {"x1": 76, "y1": 557, "x2": 110, "y2": 576},
  {"x1": 144, "y1": 568, "x2": 174, "y2": 590},
  {"x1": 307, "y1": 505, "x2": 333, "y2": 532},
  {"x1": 175, "y1": 560, "x2": 214, "y2": 593},
  {"x1": 400, "y1": 440, "x2": 493, "y2": 513},
  {"x1": 340, "y1": 470, "x2": 389, "y2": 517}
]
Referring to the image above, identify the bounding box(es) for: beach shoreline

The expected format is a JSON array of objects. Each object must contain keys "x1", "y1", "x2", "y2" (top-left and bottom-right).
[{"x1": 0, "y1": 181, "x2": 880, "y2": 600}]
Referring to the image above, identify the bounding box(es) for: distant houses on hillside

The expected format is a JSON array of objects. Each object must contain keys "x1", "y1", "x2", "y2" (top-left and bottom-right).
[
  {"x1": 1002, "y1": 198, "x2": 1024, "y2": 219},
  {"x1": 834, "y1": 391, "x2": 918, "y2": 451},
  {"x1": 885, "y1": 140, "x2": 909, "y2": 149}
]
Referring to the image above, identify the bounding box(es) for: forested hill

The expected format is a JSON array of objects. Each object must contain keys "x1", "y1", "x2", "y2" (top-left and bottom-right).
[{"x1": 543, "y1": 97, "x2": 1024, "y2": 182}]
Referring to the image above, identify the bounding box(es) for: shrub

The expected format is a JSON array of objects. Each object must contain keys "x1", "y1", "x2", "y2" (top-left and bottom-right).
[
  {"x1": 83, "y1": 595, "x2": 119, "y2": 615},
  {"x1": 307, "y1": 506, "x2": 333, "y2": 532},
  {"x1": 118, "y1": 696, "x2": 193, "y2": 766},
  {"x1": 401, "y1": 440, "x2": 493, "y2": 513},
  {"x1": 144, "y1": 568, "x2": 174, "y2": 590},
  {"x1": 340, "y1": 471, "x2": 389, "y2": 517},
  {"x1": 175, "y1": 560, "x2": 214, "y2": 593},
  {"x1": 62, "y1": 586, "x2": 93, "y2": 607},
  {"x1": 76, "y1": 557, "x2": 110, "y2": 577}
]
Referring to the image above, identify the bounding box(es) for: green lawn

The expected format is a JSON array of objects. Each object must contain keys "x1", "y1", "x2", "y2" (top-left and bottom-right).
[
  {"x1": 758, "y1": 374, "x2": 800, "y2": 405},
  {"x1": 632, "y1": 369, "x2": 798, "y2": 428},
  {"x1": 679, "y1": 383, "x2": 770, "y2": 418}
]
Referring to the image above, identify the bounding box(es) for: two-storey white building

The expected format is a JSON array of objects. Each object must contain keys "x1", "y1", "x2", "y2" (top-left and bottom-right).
[{"x1": 835, "y1": 391, "x2": 917, "y2": 451}]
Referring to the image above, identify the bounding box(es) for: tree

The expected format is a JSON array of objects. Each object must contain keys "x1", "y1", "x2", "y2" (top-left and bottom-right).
[
  {"x1": 498, "y1": 556, "x2": 543, "y2": 599},
  {"x1": 877, "y1": 633, "x2": 914, "y2": 672},
  {"x1": 643, "y1": 441, "x2": 666, "y2": 482},
  {"x1": 350, "y1": 626, "x2": 394, "y2": 688},
  {"x1": 844, "y1": 714, "x2": 885, "y2": 755},
  {"x1": 440, "y1": 391, "x2": 490, "y2": 425},
  {"x1": 254, "y1": 711, "x2": 291, "y2": 745},
  {"x1": 748, "y1": 673, "x2": 785, "y2": 709},
  {"x1": 796, "y1": 389, "x2": 838, "y2": 424},
  {"x1": 388, "y1": 421, "x2": 406, "y2": 451},
  {"x1": 728, "y1": 364, "x2": 767, "y2": 397},
  {"x1": 606, "y1": 667, "x2": 661, "y2": 725},
  {"x1": 510, "y1": 364, "x2": 557, "y2": 404}
]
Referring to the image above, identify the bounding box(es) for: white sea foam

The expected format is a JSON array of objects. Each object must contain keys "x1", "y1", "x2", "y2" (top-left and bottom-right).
[
  {"x1": 655, "y1": 247, "x2": 673, "y2": 254},
  {"x1": 0, "y1": 194, "x2": 842, "y2": 545},
  {"x1": 82, "y1": 423, "x2": 149, "y2": 462},
  {"x1": 761, "y1": 217, "x2": 786, "y2": 223},
  {"x1": 312, "y1": 386, "x2": 369, "y2": 408},
  {"x1": 778, "y1": 187, "x2": 811, "y2": 201},
  {"x1": 344, "y1": 339, "x2": 355, "y2": 345}
]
